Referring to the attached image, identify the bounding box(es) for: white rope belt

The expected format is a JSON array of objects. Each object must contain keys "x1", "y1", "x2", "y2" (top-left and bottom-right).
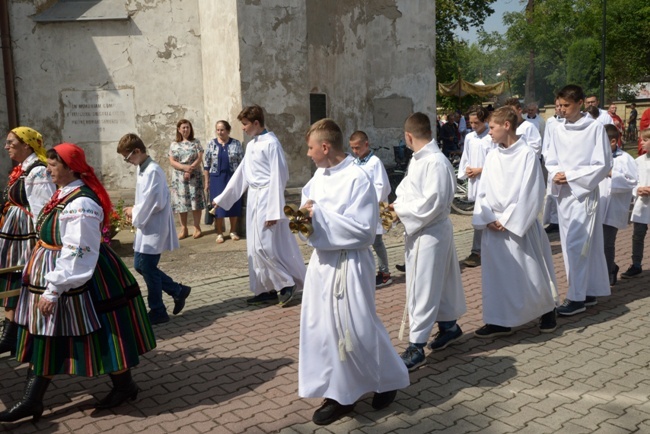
[{"x1": 333, "y1": 250, "x2": 353, "y2": 361}]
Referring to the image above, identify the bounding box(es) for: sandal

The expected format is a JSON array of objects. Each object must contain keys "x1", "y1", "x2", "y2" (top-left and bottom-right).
[
  {"x1": 216, "y1": 234, "x2": 225, "y2": 244},
  {"x1": 178, "y1": 228, "x2": 188, "y2": 240},
  {"x1": 230, "y1": 232, "x2": 240, "y2": 241},
  {"x1": 193, "y1": 229, "x2": 203, "y2": 239}
]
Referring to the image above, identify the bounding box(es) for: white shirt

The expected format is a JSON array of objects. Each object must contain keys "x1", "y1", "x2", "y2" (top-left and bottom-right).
[{"x1": 132, "y1": 157, "x2": 179, "y2": 254}]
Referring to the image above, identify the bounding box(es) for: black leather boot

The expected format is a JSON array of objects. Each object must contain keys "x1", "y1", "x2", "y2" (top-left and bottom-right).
[
  {"x1": 0, "y1": 370, "x2": 51, "y2": 422},
  {"x1": 0, "y1": 318, "x2": 18, "y2": 356},
  {"x1": 95, "y1": 370, "x2": 139, "y2": 409}
]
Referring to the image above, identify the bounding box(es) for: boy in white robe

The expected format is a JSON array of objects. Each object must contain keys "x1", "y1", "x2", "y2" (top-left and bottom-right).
[
  {"x1": 545, "y1": 85, "x2": 612, "y2": 316},
  {"x1": 349, "y1": 130, "x2": 393, "y2": 288},
  {"x1": 504, "y1": 97, "x2": 543, "y2": 157},
  {"x1": 213, "y1": 105, "x2": 306, "y2": 307},
  {"x1": 118, "y1": 133, "x2": 191, "y2": 325},
  {"x1": 599, "y1": 125, "x2": 638, "y2": 285},
  {"x1": 457, "y1": 106, "x2": 495, "y2": 267},
  {"x1": 472, "y1": 107, "x2": 558, "y2": 338},
  {"x1": 542, "y1": 99, "x2": 562, "y2": 233},
  {"x1": 298, "y1": 119, "x2": 409, "y2": 426},
  {"x1": 390, "y1": 113, "x2": 467, "y2": 371},
  {"x1": 621, "y1": 129, "x2": 650, "y2": 279}
]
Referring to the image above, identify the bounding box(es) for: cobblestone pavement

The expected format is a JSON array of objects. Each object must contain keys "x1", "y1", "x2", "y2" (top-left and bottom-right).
[{"x1": 1, "y1": 214, "x2": 650, "y2": 434}]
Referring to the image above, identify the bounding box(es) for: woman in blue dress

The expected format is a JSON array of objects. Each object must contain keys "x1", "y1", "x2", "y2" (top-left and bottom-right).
[{"x1": 203, "y1": 120, "x2": 243, "y2": 244}]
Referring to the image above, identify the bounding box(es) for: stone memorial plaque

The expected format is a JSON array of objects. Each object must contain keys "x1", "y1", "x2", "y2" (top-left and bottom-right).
[{"x1": 62, "y1": 89, "x2": 137, "y2": 142}]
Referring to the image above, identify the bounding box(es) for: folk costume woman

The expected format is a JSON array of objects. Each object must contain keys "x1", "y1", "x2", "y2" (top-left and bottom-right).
[
  {"x1": 0, "y1": 127, "x2": 55, "y2": 356},
  {"x1": 0, "y1": 144, "x2": 156, "y2": 423}
]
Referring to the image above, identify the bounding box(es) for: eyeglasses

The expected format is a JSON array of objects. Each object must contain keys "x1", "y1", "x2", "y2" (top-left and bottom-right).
[
  {"x1": 123, "y1": 150, "x2": 135, "y2": 162},
  {"x1": 5, "y1": 140, "x2": 19, "y2": 147}
]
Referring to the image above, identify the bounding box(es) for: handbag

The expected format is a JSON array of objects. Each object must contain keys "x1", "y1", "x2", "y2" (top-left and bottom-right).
[{"x1": 204, "y1": 190, "x2": 214, "y2": 225}]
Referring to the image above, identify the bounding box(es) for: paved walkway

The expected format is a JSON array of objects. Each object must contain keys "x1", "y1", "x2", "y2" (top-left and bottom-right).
[{"x1": 1, "y1": 221, "x2": 650, "y2": 433}]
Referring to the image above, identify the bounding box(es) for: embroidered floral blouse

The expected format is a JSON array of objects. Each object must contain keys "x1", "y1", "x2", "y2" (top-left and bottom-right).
[
  {"x1": 204, "y1": 138, "x2": 244, "y2": 174},
  {"x1": 41, "y1": 179, "x2": 103, "y2": 302}
]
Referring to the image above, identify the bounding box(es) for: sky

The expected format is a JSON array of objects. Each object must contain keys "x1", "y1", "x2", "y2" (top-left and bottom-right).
[{"x1": 454, "y1": 0, "x2": 524, "y2": 44}]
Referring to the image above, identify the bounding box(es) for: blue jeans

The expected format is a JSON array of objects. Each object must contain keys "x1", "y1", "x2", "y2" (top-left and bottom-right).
[{"x1": 134, "y1": 252, "x2": 182, "y2": 313}]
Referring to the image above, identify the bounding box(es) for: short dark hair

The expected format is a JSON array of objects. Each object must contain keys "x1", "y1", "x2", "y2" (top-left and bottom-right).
[
  {"x1": 117, "y1": 133, "x2": 146, "y2": 154},
  {"x1": 349, "y1": 130, "x2": 368, "y2": 142},
  {"x1": 586, "y1": 106, "x2": 600, "y2": 119},
  {"x1": 468, "y1": 106, "x2": 490, "y2": 123},
  {"x1": 604, "y1": 124, "x2": 620, "y2": 142},
  {"x1": 215, "y1": 120, "x2": 232, "y2": 132},
  {"x1": 504, "y1": 97, "x2": 522, "y2": 110},
  {"x1": 557, "y1": 85, "x2": 585, "y2": 103},
  {"x1": 404, "y1": 112, "x2": 432, "y2": 140},
  {"x1": 238, "y1": 105, "x2": 265, "y2": 126}
]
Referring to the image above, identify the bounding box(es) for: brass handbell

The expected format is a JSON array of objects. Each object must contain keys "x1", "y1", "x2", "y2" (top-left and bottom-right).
[
  {"x1": 285, "y1": 204, "x2": 312, "y2": 237},
  {"x1": 379, "y1": 202, "x2": 397, "y2": 231},
  {"x1": 299, "y1": 223, "x2": 314, "y2": 237},
  {"x1": 284, "y1": 204, "x2": 299, "y2": 218}
]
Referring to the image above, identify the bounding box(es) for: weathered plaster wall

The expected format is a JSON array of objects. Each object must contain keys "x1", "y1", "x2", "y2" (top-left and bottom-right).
[
  {"x1": 236, "y1": 0, "x2": 311, "y2": 187},
  {"x1": 4, "y1": 0, "x2": 205, "y2": 189},
  {"x1": 0, "y1": 50, "x2": 9, "y2": 189},
  {"x1": 197, "y1": 0, "x2": 243, "y2": 144},
  {"x1": 307, "y1": 0, "x2": 436, "y2": 164}
]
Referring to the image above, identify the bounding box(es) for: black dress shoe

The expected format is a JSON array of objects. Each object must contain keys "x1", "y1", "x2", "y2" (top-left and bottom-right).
[
  {"x1": 372, "y1": 390, "x2": 397, "y2": 410},
  {"x1": 395, "y1": 264, "x2": 406, "y2": 272},
  {"x1": 544, "y1": 223, "x2": 559, "y2": 234},
  {"x1": 312, "y1": 399, "x2": 355, "y2": 425},
  {"x1": 173, "y1": 284, "x2": 192, "y2": 315}
]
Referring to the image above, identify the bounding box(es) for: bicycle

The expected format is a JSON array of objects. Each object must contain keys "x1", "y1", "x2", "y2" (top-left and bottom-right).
[
  {"x1": 382, "y1": 143, "x2": 474, "y2": 215},
  {"x1": 447, "y1": 152, "x2": 475, "y2": 216}
]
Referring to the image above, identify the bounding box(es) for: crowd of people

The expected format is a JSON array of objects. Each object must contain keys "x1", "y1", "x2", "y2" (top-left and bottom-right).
[{"x1": 0, "y1": 90, "x2": 648, "y2": 426}]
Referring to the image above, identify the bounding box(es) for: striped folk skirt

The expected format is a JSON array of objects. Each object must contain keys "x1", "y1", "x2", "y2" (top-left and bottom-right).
[
  {"x1": 14, "y1": 243, "x2": 156, "y2": 377},
  {"x1": 0, "y1": 205, "x2": 37, "y2": 308}
]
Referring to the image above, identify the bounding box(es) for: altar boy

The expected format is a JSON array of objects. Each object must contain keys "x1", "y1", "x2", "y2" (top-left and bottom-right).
[
  {"x1": 298, "y1": 119, "x2": 409, "y2": 426},
  {"x1": 391, "y1": 113, "x2": 466, "y2": 371},
  {"x1": 472, "y1": 107, "x2": 558, "y2": 338}
]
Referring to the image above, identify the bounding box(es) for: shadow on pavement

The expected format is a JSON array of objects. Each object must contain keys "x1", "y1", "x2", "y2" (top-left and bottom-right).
[{"x1": 0, "y1": 353, "x2": 293, "y2": 431}]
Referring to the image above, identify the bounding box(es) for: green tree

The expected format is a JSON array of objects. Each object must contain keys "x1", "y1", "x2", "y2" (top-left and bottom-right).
[{"x1": 436, "y1": 0, "x2": 498, "y2": 110}]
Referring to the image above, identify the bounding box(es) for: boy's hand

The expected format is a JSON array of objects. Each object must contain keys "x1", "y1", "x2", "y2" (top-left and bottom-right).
[
  {"x1": 638, "y1": 187, "x2": 650, "y2": 196},
  {"x1": 302, "y1": 200, "x2": 314, "y2": 218},
  {"x1": 553, "y1": 172, "x2": 568, "y2": 184},
  {"x1": 487, "y1": 220, "x2": 505, "y2": 232},
  {"x1": 123, "y1": 207, "x2": 133, "y2": 224}
]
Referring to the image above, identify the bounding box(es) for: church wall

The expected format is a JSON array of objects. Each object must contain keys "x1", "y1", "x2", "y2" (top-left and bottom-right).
[
  {"x1": 235, "y1": 0, "x2": 311, "y2": 187},
  {"x1": 306, "y1": 0, "x2": 436, "y2": 165},
  {"x1": 3, "y1": 0, "x2": 206, "y2": 189}
]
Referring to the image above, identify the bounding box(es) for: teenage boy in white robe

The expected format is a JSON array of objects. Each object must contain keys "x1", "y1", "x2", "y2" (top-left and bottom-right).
[
  {"x1": 298, "y1": 119, "x2": 409, "y2": 426},
  {"x1": 472, "y1": 107, "x2": 558, "y2": 338},
  {"x1": 390, "y1": 113, "x2": 466, "y2": 371},
  {"x1": 621, "y1": 129, "x2": 650, "y2": 279},
  {"x1": 504, "y1": 97, "x2": 543, "y2": 157},
  {"x1": 213, "y1": 105, "x2": 306, "y2": 307},
  {"x1": 545, "y1": 85, "x2": 612, "y2": 316},
  {"x1": 599, "y1": 125, "x2": 638, "y2": 286},
  {"x1": 349, "y1": 130, "x2": 392, "y2": 288},
  {"x1": 542, "y1": 99, "x2": 562, "y2": 233},
  {"x1": 457, "y1": 106, "x2": 495, "y2": 267},
  {"x1": 118, "y1": 133, "x2": 191, "y2": 325}
]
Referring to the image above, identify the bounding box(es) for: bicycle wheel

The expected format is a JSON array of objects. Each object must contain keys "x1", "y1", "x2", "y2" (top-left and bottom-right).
[
  {"x1": 388, "y1": 171, "x2": 403, "y2": 203},
  {"x1": 451, "y1": 179, "x2": 474, "y2": 215}
]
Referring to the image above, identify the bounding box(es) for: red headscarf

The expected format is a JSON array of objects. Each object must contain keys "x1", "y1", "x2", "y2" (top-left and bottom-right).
[{"x1": 53, "y1": 143, "x2": 113, "y2": 227}]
